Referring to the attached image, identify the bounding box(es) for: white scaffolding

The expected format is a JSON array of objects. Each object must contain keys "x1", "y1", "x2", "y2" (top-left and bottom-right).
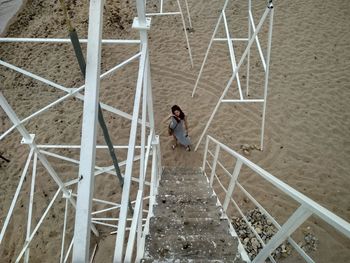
[
  {"x1": 0, "y1": 0, "x2": 161, "y2": 262},
  {"x1": 192, "y1": 0, "x2": 274, "y2": 151},
  {"x1": 145, "y1": 0, "x2": 194, "y2": 67}
]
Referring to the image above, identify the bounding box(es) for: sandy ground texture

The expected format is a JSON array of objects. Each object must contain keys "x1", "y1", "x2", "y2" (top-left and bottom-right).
[{"x1": 0, "y1": 0, "x2": 350, "y2": 262}]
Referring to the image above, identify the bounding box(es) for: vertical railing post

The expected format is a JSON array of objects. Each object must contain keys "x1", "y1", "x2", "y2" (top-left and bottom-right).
[
  {"x1": 150, "y1": 135, "x2": 160, "y2": 200},
  {"x1": 183, "y1": 0, "x2": 193, "y2": 28},
  {"x1": 202, "y1": 135, "x2": 210, "y2": 173},
  {"x1": 209, "y1": 144, "x2": 220, "y2": 186},
  {"x1": 246, "y1": 0, "x2": 252, "y2": 96},
  {"x1": 60, "y1": 191, "x2": 71, "y2": 263},
  {"x1": 176, "y1": 0, "x2": 193, "y2": 67},
  {"x1": 223, "y1": 159, "x2": 242, "y2": 211},
  {"x1": 260, "y1": 1, "x2": 274, "y2": 151},
  {"x1": 155, "y1": 135, "x2": 162, "y2": 179},
  {"x1": 253, "y1": 205, "x2": 312, "y2": 263},
  {"x1": 24, "y1": 152, "x2": 37, "y2": 263}
]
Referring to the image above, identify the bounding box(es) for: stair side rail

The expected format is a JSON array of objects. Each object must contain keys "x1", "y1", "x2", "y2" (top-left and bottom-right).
[{"x1": 202, "y1": 135, "x2": 350, "y2": 263}]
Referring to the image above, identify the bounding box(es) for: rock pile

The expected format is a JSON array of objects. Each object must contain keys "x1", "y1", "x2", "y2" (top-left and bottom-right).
[
  {"x1": 231, "y1": 208, "x2": 292, "y2": 260},
  {"x1": 299, "y1": 226, "x2": 318, "y2": 252},
  {"x1": 240, "y1": 144, "x2": 261, "y2": 156},
  {"x1": 232, "y1": 208, "x2": 319, "y2": 261}
]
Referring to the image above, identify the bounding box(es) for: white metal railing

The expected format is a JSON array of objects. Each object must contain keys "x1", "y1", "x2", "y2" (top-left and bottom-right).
[{"x1": 202, "y1": 135, "x2": 350, "y2": 263}]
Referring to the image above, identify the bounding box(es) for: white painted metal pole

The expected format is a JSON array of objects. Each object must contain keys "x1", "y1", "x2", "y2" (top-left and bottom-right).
[
  {"x1": 149, "y1": 142, "x2": 158, "y2": 209},
  {"x1": 194, "y1": 7, "x2": 271, "y2": 151},
  {"x1": 72, "y1": 0, "x2": 104, "y2": 261},
  {"x1": 124, "y1": 191, "x2": 143, "y2": 262},
  {"x1": 209, "y1": 144, "x2": 220, "y2": 186},
  {"x1": 223, "y1": 160, "x2": 242, "y2": 211},
  {"x1": 0, "y1": 60, "x2": 71, "y2": 93},
  {"x1": 146, "y1": 53, "x2": 155, "y2": 134},
  {"x1": 64, "y1": 238, "x2": 74, "y2": 263},
  {"x1": 0, "y1": 54, "x2": 145, "y2": 137},
  {"x1": 139, "y1": 56, "x2": 148, "y2": 189},
  {"x1": 221, "y1": 99, "x2": 264, "y2": 103},
  {"x1": 0, "y1": 38, "x2": 140, "y2": 44},
  {"x1": 156, "y1": 136, "x2": 162, "y2": 178},
  {"x1": 260, "y1": 3, "x2": 274, "y2": 151},
  {"x1": 248, "y1": 11, "x2": 267, "y2": 72},
  {"x1": 202, "y1": 136, "x2": 210, "y2": 172},
  {"x1": 16, "y1": 188, "x2": 61, "y2": 262},
  {"x1": 192, "y1": 0, "x2": 231, "y2": 97},
  {"x1": 24, "y1": 152, "x2": 38, "y2": 263},
  {"x1": 113, "y1": 44, "x2": 148, "y2": 263},
  {"x1": 60, "y1": 196, "x2": 70, "y2": 263},
  {"x1": 114, "y1": 1, "x2": 150, "y2": 259},
  {"x1": 246, "y1": 0, "x2": 252, "y2": 96},
  {"x1": 0, "y1": 93, "x2": 95, "y2": 234},
  {"x1": 0, "y1": 148, "x2": 33, "y2": 245},
  {"x1": 222, "y1": 11, "x2": 243, "y2": 100},
  {"x1": 176, "y1": 0, "x2": 193, "y2": 67},
  {"x1": 184, "y1": 0, "x2": 193, "y2": 28}
]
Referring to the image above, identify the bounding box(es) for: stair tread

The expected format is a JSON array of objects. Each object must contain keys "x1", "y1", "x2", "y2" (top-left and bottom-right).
[
  {"x1": 145, "y1": 234, "x2": 239, "y2": 259},
  {"x1": 143, "y1": 167, "x2": 242, "y2": 262}
]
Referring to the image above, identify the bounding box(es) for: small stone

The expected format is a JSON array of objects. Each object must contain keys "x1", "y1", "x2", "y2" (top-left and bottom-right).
[
  {"x1": 243, "y1": 149, "x2": 250, "y2": 156},
  {"x1": 241, "y1": 144, "x2": 250, "y2": 150},
  {"x1": 251, "y1": 238, "x2": 260, "y2": 252},
  {"x1": 255, "y1": 227, "x2": 262, "y2": 234},
  {"x1": 243, "y1": 237, "x2": 249, "y2": 245}
]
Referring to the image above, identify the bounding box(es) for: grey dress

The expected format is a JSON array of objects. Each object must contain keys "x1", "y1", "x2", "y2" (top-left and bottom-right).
[{"x1": 169, "y1": 116, "x2": 191, "y2": 146}]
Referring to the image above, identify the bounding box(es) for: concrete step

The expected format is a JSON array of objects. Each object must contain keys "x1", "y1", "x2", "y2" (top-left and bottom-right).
[
  {"x1": 156, "y1": 193, "x2": 217, "y2": 206},
  {"x1": 153, "y1": 202, "x2": 222, "y2": 219},
  {"x1": 141, "y1": 258, "x2": 240, "y2": 263},
  {"x1": 162, "y1": 167, "x2": 203, "y2": 177},
  {"x1": 158, "y1": 186, "x2": 212, "y2": 197},
  {"x1": 157, "y1": 188, "x2": 213, "y2": 199},
  {"x1": 149, "y1": 217, "x2": 231, "y2": 236},
  {"x1": 144, "y1": 233, "x2": 240, "y2": 261},
  {"x1": 161, "y1": 173, "x2": 206, "y2": 182},
  {"x1": 159, "y1": 177, "x2": 209, "y2": 187}
]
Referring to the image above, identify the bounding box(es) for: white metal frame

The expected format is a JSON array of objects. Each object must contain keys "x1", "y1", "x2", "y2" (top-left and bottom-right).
[
  {"x1": 202, "y1": 135, "x2": 350, "y2": 263},
  {"x1": 193, "y1": 0, "x2": 274, "y2": 151},
  {"x1": 145, "y1": 0, "x2": 193, "y2": 67},
  {"x1": 0, "y1": 0, "x2": 162, "y2": 261}
]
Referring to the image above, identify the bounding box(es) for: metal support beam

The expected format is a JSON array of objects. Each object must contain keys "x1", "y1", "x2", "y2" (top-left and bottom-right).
[
  {"x1": 223, "y1": 160, "x2": 242, "y2": 211},
  {"x1": 194, "y1": 6, "x2": 271, "y2": 151},
  {"x1": 72, "y1": 0, "x2": 104, "y2": 261},
  {"x1": 260, "y1": 2, "x2": 274, "y2": 151}
]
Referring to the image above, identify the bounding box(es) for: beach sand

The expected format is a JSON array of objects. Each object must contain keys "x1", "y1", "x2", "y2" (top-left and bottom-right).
[{"x1": 0, "y1": 0, "x2": 350, "y2": 262}]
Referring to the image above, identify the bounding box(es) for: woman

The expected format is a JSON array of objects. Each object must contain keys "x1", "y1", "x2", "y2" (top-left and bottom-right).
[{"x1": 164, "y1": 105, "x2": 191, "y2": 151}]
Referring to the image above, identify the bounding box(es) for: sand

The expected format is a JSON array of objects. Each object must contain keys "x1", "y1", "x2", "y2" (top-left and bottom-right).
[{"x1": 0, "y1": 0, "x2": 350, "y2": 262}]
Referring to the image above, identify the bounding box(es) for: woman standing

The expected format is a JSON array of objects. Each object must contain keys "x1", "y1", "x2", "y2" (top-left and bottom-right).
[{"x1": 164, "y1": 105, "x2": 191, "y2": 151}]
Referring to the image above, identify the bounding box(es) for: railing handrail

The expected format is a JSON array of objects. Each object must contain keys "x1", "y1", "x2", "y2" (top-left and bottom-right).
[{"x1": 206, "y1": 135, "x2": 350, "y2": 239}]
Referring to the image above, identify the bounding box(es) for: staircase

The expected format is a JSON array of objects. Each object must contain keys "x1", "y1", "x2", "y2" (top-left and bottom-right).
[{"x1": 142, "y1": 167, "x2": 244, "y2": 262}]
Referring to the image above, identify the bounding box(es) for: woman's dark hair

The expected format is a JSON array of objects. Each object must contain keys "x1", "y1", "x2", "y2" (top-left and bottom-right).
[{"x1": 171, "y1": 105, "x2": 185, "y2": 120}]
